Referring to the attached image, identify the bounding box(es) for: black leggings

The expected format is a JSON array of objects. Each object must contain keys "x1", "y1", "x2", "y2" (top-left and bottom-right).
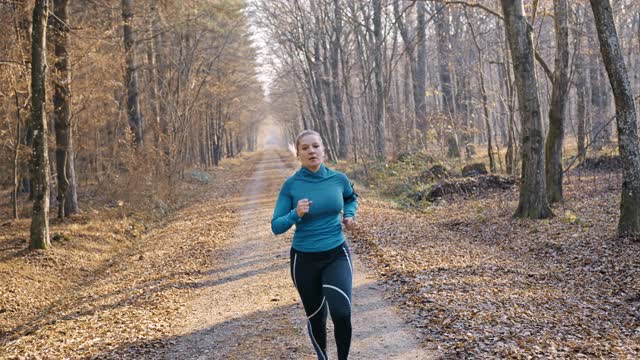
[{"x1": 290, "y1": 243, "x2": 353, "y2": 360}]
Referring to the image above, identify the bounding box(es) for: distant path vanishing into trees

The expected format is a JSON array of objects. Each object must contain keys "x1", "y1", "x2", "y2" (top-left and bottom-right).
[{"x1": 166, "y1": 149, "x2": 431, "y2": 359}]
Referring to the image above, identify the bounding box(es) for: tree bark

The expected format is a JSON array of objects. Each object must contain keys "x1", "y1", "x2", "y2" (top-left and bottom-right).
[
  {"x1": 331, "y1": 0, "x2": 348, "y2": 159},
  {"x1": 588, "y1": 14, "x2": 610, "y2": 151},
  {"x1": 13, "y1": 90, "x2": 21, "y2": 220},
  {"x1": 151, "y1": 4, "x2": 168, "y2": 136},
  {"x1": 146, "y1": 3, "x2": 160, "y2": 143},
  {"x1": 574, "y1": 5, "x2": 588, "y2": 162},
  {"x1": 122, "y1": 0, "x2": 143, "y2": 144},
  {"x1": 393, "y1": 0, "x2": 418, "y2": 147},
  {"x1": 436, "y1": 5, "x2": 455, "y2": 116},
  {"x1": 319, "y1": 24, "x2": 339, "y2": 159},
  {"x1": 544, "y1": 0, "x2": 570, "y2": 204},
  {"x1": 436, "y1": 5, "x2": 461, "y2": 159},
  {"x1": 466, "y1": 11, "x2": 495, "y2": 172},
  {"x1": 500, "y1": 0, "x2": 552, "y2": 219},
  {"x1": 52, "y1": 0, "x2": 75, "y2": 220},
  {"x1": 373, "y1": 0, "x2": 386, "y2": 161},
  {"x1": 500, "y1": 30, "x2": 518, "y2": 176},
  {"x1": 30, "y1": 0, "x2": 51, "y2": 250},
  {"x1": 589, "y1": 0, "x2": 640, "y2": 238},
  {"x1": 63, "y1": 139, "x2": 78, "y2": 215},
  {"x1": 415, "y1": 0, "x2": 428, "y2": 137}
]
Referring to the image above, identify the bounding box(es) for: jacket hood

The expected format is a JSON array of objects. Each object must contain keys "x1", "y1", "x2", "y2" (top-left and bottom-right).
[{"x1": 296, "y1": 164, "x2": 332, "y2": 180}]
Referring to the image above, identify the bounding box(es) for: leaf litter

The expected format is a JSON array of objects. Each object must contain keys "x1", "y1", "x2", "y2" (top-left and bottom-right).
[
  {"x1": 349, "y1": 171, "x2": 639, "y2": 358},
  {"x1": 0, "y1": 154, "x2": 255, "y2": 359},
  {"x1": 1, "y1": 157, "x2": 639, "y2": 359}
]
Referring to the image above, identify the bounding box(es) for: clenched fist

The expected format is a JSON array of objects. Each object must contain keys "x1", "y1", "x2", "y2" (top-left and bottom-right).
[
  {"x1": 296, "y1": 199, "x2": 313, "y2": 218},
  {"x1": 343, "y1": 217, "x2": 355, "y2": 231}
]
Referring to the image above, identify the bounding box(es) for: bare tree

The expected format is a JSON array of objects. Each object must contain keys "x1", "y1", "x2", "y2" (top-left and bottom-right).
[
  {"x1": 465, "y1": 10, "x2": 495, "y2": 173},
  {"x1": 52, "y1": 0, "x2": 78, "y2": 219},
  {"x1": 331, "y1": 0, "x2": 348, "y2": 159},
  {"x1": 30, "y1": 0, "x2": 51, "y2": 249},
  {"x1": 393, "y1": 0, "x2": 419, "y2": 147},
  {"x1": 13, "y1": 90, "x2": 22, "y2": 220},
  {"x1": 573, "y1": 4, "x2": 588, "y2": 162},
  {"x1": 544, "y1": 0, "x2": 570, "y2": 204},
  {"x1": 122, "y1": 0, "x2": 143, "y2": 144},
  {"x1": 500, "y1": 0, "x2": 552, "y2": 219},
  {"x1": 415, "y1": 0, "x2": 427, "y2": 139},
  {"x1": 435, "y1": 4, "x2": 460, "y2": 158},
  {"x1": 373, "y1": 0, "x2": 386, "y2": 161},
  {"x1": 589, "y1": 0, "x2": 640, "y2": 238}
]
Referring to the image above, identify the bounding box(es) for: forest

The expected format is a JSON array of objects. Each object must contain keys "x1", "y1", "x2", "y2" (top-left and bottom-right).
[{"x1": 0, "y1": 0, "x2": 639, "y2": 358}]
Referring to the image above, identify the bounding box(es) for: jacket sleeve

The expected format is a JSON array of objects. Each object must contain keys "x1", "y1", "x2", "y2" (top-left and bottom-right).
[
  {"x1": 342, "y1": 176, "x2": 358, "y2": 219},
  {"x1": 271, "y1": 182, "x2": 302, "y2": 235}
]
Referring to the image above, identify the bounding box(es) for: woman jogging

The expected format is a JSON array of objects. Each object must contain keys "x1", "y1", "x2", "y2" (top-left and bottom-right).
[{"x1": 271, "y1": 130, "x2": 358, "y2": 360}]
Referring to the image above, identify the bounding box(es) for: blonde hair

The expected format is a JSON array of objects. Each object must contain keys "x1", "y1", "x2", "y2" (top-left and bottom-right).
[{"x1": 295, "y1": 130, "x2": 323, "y2": 155}]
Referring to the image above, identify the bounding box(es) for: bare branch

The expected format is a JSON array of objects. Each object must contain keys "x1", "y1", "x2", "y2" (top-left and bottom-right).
[
  {"x1": 0, "y1": 59, "x2": 28, "y2": 68},
  {"x1": 438, "y1": 0, "x2": 554, "y2": 81}
]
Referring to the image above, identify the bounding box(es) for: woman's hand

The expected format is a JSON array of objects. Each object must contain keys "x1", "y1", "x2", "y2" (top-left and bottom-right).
[
  {"x1": 343, "y1": 217, "x2": 355, "y2": 231},
  {"x1": 296, "y1": 199, "x2": 312, "y2": 218}
]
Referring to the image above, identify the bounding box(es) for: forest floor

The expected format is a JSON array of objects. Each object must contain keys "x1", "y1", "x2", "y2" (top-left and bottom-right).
[
  {"x1": 350, "y1": 168, "x2": 640, "y2": 358},
  {"x1": 1, "y1": 149, "x2": 639, "y2": 359}
]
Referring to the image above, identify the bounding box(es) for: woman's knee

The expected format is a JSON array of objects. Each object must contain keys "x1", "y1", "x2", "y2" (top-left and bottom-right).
[{"x1": 329, "y1": 305, "x2": 351, "y2": 322}]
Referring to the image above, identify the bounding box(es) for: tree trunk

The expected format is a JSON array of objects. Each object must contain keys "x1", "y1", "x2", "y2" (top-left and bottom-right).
[
  {"x1": 501, "y1": 0, "x2": 552, "y2": 219},
  {"x1": 436, "y1": 5, "x2": 460, "y2": 158},
  {"x1": 393, "y1": 0, "x2": 418, "y2": 147},
  {"x1": 589, "y1": 0, "x2": 640, "y2": 238},
  {"x1": 574, "y1": 5, "x2": 588, "y2": 162},
  {"x1": 415, "y1": 0, "x2": 427, "y2": 138},
  {"x1": 12, "y1": 8, "x2": 33, "y2": 199},
  {"x1": 122, "y1": 0, "x2": 143, "y2": 144},
  {"x1": 13, "y1": 90, "x2": 21, "y2": 220},
  {"x1": 588, "y1": 14, "x2": 610, "y2": 151},
  {"x1": 64, "y1": 143, "x2": 78, "y2": 215},
  {"x1": 30, "y1": 0, "x2": 51, "y2": 250},
  {"x1": 146, "y1": 3, "x2": 160, "y2": 143},
  {"x1": 332, "y1": 0, "x2": 348, "y2": 159},
  {"x1": 403, "y1": 57, "x2": 417, "y2": 148},
  {"x1": 152, "y1": 4, "x2": 168, "y2": 136},
  {"x1": 466, "y1": 11, "x2": 495, "y2": 172},
  {"x1": 589, "y1": 60, "x2": 610, "y2": 151},
  {"x1": 373, "y1": 0, "x2": 386, "y2": 161},
  {"x1": 320, "y1": 33, "x2": 339, "y2": 159},
  {"x1": 544, "y1": 0, "x2": 570, "y2": 204},
  {"x1": 500, "y1": 34, "x2": 518, "y2": 176},
  {"x1": 52, "y1": 0, "x2": 74, "y2": 220}
]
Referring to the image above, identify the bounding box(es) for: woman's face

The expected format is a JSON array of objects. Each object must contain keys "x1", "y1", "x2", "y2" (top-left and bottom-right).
[{"x1": 298, "y1": 134, "x2": 324, "y2": 171}]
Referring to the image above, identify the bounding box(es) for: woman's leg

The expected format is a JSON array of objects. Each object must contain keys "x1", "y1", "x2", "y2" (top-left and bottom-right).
[
  {"x1": 290, "y1": 248, "x2": 328, "y2": 360},
  {"x1": 321, "y1": 244, "x2": 353, "y2": 360}
]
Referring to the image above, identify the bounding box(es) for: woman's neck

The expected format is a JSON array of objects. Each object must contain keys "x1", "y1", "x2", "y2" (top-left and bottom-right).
[{"x1": 303, "y1": 164, "x2": 322, "y2": 173}]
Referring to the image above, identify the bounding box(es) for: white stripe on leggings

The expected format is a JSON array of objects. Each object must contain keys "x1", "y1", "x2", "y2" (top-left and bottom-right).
[
  {"x1": 342, "y1": 246, "x2": 353, "y2": 274},
  {"x1": 323, "y1": 284, "x2": 351, "y2": 307},
  {"x1": 292, "y1": 253, "x2": 298, "y2": 288},
  {"x1": 308, "y1": 320, "x2": 327, "y2": 360},
  {"x1": 307, "y1": 297, "x2": 326, "y2": 319}
]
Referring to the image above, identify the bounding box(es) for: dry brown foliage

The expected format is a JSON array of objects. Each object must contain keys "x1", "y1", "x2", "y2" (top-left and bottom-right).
[
  {"x1": 0, "y1": 154, "x2": 254, "y2": 358},
  {"x1": 350, "y1": 171, "x2": 640, "y2": 358}
]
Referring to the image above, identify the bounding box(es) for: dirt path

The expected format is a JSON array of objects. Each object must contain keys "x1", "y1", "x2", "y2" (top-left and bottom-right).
[{"x1": 166, "y1": 150, "x2": 430, "y2": 359}]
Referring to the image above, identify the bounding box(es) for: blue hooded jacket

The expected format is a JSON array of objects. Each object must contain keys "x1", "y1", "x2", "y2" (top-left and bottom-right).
[{"x1": 271, "y1": 164, "x2": 358, "y2": 252}]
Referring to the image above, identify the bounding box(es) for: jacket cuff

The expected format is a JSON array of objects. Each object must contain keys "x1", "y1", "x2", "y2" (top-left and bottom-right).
[{"x1": 288, "y1": 209, "x2": 302, "y2": 224}]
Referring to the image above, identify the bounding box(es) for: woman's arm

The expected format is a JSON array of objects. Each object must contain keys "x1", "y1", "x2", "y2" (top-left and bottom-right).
[
  {"x1": 342, "y1": 178, "x2": 358, "y2": 219},
  {"x1": 271, "y1": 184, "x2": 302, "y2": 235}
]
